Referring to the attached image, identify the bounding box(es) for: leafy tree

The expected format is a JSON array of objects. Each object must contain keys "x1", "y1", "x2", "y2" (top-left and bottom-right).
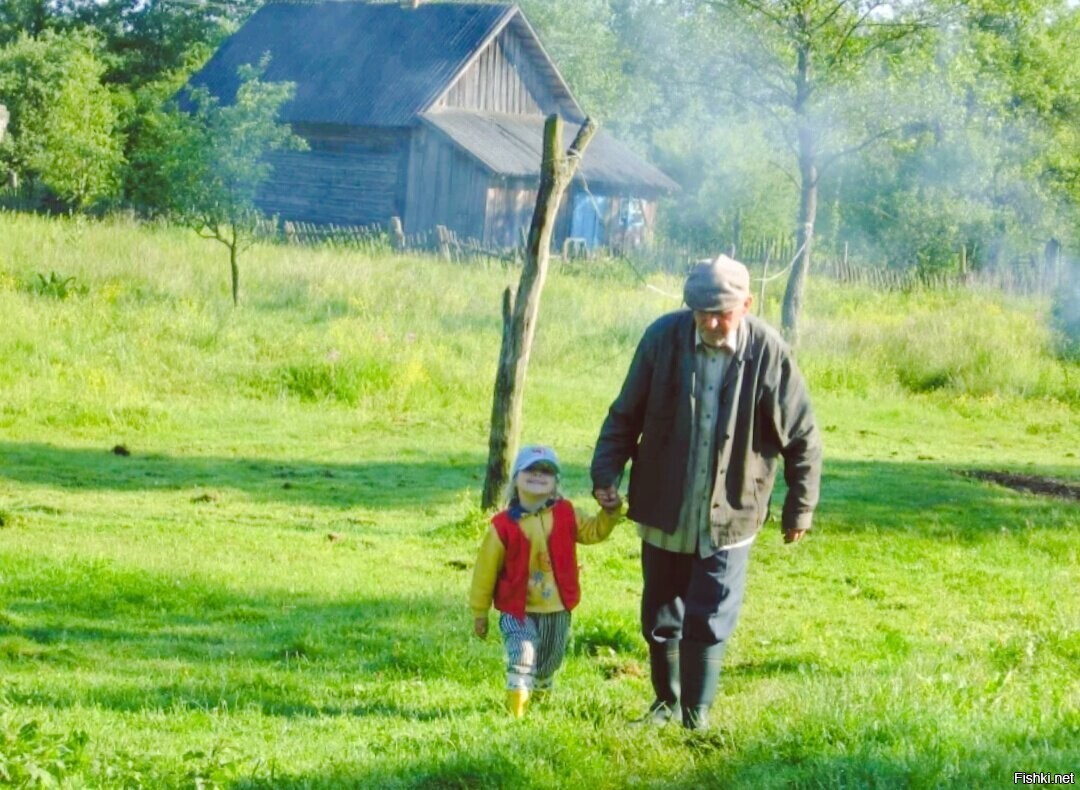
[
  {"x1": 517, "y1": 0, "x2": 644, "y2": 128},
  {"x1": 834, "y1": 0, "x2": 1079, "y2": 272},
  {"x1": 51, "y1": 0, "x2": 260, "y2": 87},
  {"x1": 683, "y1": 0, "x2": 945, "y2": 342},
  {"x1": 120, "y1": 52, "x2": 212, "y2": 214},
  {"x1": 156, "y1": 57, "x2": 305, "y2": 306},
  {"x1": 0, "y1": 0, "x2": 51, "y2": 44},
  {"x1": 0, "y1": 0, "x2": 257, "y2": 88},
  {"x1": 0, "y1": 30, "x2": 124, "y2": 208}
]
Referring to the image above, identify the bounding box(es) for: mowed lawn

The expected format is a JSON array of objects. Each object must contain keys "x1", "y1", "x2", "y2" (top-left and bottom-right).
[{"x1": 0, "y1": 214, "x2": 1077, "y2": 788}]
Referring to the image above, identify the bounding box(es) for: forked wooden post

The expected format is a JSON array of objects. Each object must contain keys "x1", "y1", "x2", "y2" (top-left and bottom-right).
[{"x1": 481, "y1": 113, "x2": 597, "y2": 509}]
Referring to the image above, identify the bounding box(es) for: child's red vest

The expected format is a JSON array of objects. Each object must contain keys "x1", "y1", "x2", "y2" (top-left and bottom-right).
[{"x1": 491, "y1": 499, "x2": 580, "y2": 621}]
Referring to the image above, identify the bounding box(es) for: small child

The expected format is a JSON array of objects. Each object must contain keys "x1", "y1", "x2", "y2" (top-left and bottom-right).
[{"x1": 469, "y1": 444, "x2": 623, "y2": 718}]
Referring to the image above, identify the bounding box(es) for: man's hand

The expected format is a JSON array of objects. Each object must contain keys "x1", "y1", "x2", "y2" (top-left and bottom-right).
[
  {"x1": 473, "y1": 616, "x2": 488, "y2": 639},
  {"x1": 593, "y1": 485, "x2": 621, "y2": 511},
  {"x1": 783, "y1": 528, "x2": 808, "y2": 544}
]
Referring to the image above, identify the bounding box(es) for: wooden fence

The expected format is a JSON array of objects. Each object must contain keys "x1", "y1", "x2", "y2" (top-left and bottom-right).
[
  {"x1": 260, "y1": 218, "x2": 519, "y2": 265},
  {"x1": 263, "y1": 220, "x2": 1073, "y2": 296},
  {"x1": 633, "y1": 235, "x2": 1073, "y2": 297}
]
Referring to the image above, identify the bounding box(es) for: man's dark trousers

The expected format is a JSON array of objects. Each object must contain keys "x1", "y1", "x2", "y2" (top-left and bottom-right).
[{"x1": 640, "y1": 540, "x2": 751, "y2": 728}]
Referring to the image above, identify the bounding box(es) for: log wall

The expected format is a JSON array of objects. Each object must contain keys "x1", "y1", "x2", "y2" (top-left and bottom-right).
[{"x1": 258, "y1": 125, "x2": 409, "y2": 226}]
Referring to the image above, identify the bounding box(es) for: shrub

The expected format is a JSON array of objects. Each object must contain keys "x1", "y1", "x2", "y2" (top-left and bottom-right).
[{"x1": 0, "y1": 31, "x2": 124, "y2": 209}]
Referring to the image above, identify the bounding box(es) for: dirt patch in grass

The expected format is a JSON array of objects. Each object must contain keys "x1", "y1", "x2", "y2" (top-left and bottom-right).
[{"x1": 961, "y1": 470, "x2": 1080, "y2": 501}]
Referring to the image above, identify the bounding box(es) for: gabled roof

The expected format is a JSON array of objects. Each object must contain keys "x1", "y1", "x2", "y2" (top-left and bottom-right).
[
  {"x1": 422, "y1": 111, "x2": 679, "y2": 193},
  {"x1": 185, "y1": 1, "x2": 581, "y2": 126}
]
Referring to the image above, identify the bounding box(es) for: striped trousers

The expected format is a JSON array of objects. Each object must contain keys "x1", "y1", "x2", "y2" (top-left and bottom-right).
[{"x1": 498, "y1": 610, "x2": 571, "y2": 691}]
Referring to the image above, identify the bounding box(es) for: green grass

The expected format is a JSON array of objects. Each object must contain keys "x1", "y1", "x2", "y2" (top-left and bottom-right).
[{"x1": 0, "y1": 212, "x2": 1078, "y2": 788}]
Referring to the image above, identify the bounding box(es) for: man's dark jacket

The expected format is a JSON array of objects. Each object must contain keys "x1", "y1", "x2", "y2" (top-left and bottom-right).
[{"x1": 591, "y1": 311, "x2": 822, "y2": 547}]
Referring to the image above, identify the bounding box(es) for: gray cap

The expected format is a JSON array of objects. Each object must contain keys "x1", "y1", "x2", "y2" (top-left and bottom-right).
[
  {"x1": 511, "y1": 445, "x2": 561, "y2": 478},
  {"x1": 683, "y1": 255, "x2": 751, "y2": 312}
]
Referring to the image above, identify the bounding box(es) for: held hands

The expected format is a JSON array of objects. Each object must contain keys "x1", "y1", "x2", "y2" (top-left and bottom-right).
[
  {"x1": 473, "y1": 616, "x2": 488, "y2": 639},
  {"x1": 593, "y1": 485, "x2": 622, "y2": 513}
]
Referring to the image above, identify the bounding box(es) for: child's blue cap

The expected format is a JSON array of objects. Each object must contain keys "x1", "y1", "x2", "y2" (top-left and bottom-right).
[{"x1": 511, "y1": 445, "x2": 561, "y2": 478}]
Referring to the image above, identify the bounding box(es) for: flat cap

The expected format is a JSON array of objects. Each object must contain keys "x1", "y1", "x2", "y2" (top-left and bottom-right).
[{"x1": 683, "y1": 255, "x2": 751, "y2": 312}]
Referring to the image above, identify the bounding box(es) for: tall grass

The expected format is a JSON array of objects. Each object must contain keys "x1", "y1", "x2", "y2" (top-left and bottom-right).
[{"x1": 797, "y1": 284, "x2": 1076, "y2": 403}]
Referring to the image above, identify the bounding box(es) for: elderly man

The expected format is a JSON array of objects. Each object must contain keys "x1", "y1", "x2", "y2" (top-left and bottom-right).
[{"x1": 591, "y1": 255, "x2": 822, "y2": 730}]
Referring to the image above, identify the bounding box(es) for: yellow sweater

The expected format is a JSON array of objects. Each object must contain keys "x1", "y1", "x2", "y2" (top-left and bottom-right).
[{"x1": 469, "y1": 500, "x2": 623, "y2": 619}]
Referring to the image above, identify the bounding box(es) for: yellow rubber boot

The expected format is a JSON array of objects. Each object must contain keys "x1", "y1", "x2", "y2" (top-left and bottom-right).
[{"x1": 506, "y1": 688, "x2": 529, "y2": 718}]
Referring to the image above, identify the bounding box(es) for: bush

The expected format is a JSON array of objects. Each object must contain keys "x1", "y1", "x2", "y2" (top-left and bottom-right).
[{"x1": 0, "y1": 31, "x2": 124, "y2": 209}]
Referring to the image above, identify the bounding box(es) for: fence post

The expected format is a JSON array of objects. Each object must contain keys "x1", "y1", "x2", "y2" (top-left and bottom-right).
[
  {"x1": 436, "y1": 225, "x2": 452, "y2": 261},
  {"x1": 390, "y1": 216, "x2": 406, "y2": 251}
]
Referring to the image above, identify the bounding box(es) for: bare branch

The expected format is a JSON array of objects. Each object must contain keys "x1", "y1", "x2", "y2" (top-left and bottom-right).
[
  {"x1": 809, "y1": 0, "x2": 856, "y2": 34},
  {"x1": 819, "y1": 122, "x2": 914, "y2": 172},
  {"x1": 768, "y1": 158, "x2": 800, "y2": 187},
  {"x1": 823, "y1": 4, "x2": 877, "y2": 67},
  {"x1": 706, "y1": 0, "x2": 787, "y2": 28}
]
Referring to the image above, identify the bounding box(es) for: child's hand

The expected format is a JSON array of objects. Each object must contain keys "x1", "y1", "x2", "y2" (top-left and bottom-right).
[
  {"x1": 594, "y1": 485, "x2": 621, "y2": 511},
  {"x1": 473, "y1": 616, "x2": 488, "y2": 639},
  {"x1": 601, "y1": 491, "x2": 623, "y2": 513}
]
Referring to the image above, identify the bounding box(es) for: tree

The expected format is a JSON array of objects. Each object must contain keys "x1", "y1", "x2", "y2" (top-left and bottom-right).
[
  {"x1": 692, "y1": 0, "x2": 946, "y2": 342},
  {"x1": 1, "y1": 0, "x2": 259, "y2": 88},
  {"x1": 51, "y1": 0, "x2": 260, "y2": 87},
  {"x1": 0, "y1": 30, "x2": 124, "y2": 208},
  {"x1": 834, "y1": 0, "x2": 1080, "y2": 271},
  {"x1": 0, "y1": 0, "x2": 50, "y2": 44},
  {"x1": 482, "y1": 114, "x2": 597, "y2": 509},
  {"x1": 157, "y1": 57, "x2": 306, "y2": 306},
  {"x1": 517, "y1": 0, "x2": 643, "y2": 128}
]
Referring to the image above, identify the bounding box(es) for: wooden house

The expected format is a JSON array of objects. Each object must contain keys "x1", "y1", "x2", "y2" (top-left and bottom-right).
[{"x1": 185, "y1": 0, "x2": 677, "y2": 249}]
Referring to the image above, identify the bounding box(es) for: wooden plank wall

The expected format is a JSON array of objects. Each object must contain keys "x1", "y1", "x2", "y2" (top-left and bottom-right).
[
  {"x1": 258, "y1": 125, "x2": 408, "y2": 226},
  {"x1": 484, "y1": 178, "x2": 582, "y2": 248},
  {"x1": 435, "y1": 28, "x2": 558, "y2": 116},
  {"x1": 404, "y1": 126, "x2": 489, "y2": 240},
  {"x1": 484, "y1": 180, "x2": 536, "y2": 248}
]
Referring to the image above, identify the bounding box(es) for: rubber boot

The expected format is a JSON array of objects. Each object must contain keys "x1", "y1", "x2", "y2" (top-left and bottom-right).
[
  {"x1": 635, "y1": 641, "x2": 680, "y2": 725},
  {"x1": 679, "y1": 640, "x2": 725, "y2": 730},
  {"x1": 506, "y1": 688, "x2": 529, "y2": 718}
]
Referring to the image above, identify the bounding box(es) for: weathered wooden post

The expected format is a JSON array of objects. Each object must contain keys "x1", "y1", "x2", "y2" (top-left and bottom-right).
[
  {"x1": 436, "y1": 225, "x2": 452, "y2": 261},
  {"x1": 481, "y1": 114, "x2": 597, "y2": 509},
  {"x1": 390, "y1": 216, "x2": 406, "y2": 251}
]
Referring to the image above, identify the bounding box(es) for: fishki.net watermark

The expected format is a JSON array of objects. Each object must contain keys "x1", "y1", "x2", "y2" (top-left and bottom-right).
[{"x1": 1014, "y1": 774, "x2": 1075, "y2": 785}]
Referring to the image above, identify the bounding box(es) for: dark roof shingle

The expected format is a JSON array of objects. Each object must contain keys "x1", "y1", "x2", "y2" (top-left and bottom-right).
[
  {"x1": 187, "y1": 1, "x2": 516, "y2": 126},
  {"x1": 422, "y1": 111, "x2": 678, "y2": 192}
]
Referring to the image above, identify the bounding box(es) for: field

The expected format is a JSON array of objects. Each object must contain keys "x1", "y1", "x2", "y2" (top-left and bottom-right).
[{"x1": 0, "y1": 213, "x2": 1078, "y2": 788}]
